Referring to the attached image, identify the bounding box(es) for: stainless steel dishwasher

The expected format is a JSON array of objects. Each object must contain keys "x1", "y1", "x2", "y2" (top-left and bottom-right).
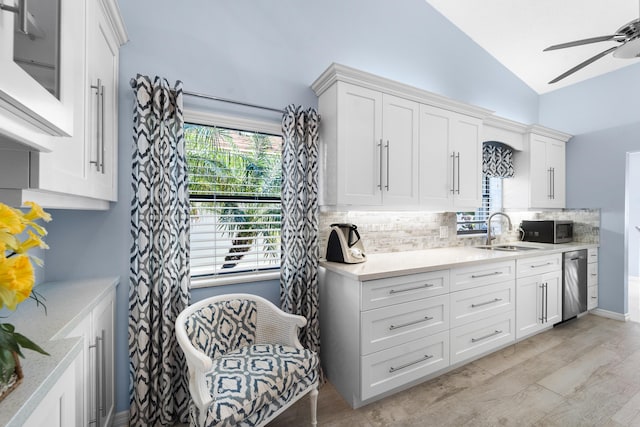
[{"x1": 563, "y1": 249, "x2": 588, "y2": 320}]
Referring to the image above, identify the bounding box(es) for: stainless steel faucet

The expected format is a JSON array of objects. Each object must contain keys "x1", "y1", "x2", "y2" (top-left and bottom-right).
[{"x1": 486, "y1": 212, "x2": 513, "y2": 246}]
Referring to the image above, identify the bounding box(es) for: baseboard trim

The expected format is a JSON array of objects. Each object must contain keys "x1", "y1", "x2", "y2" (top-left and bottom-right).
[
  {"x1": 113, "y1": 410, "x2": 129, "y2": 427},
  {"x1": 590, "y1": 308, "x2": 630, "y2": 322}
]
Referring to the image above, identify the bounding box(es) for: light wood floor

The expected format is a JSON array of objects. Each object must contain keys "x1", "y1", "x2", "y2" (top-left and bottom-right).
[{"x1": 267, "y1": 314, "x2": 640, "y2": 426}]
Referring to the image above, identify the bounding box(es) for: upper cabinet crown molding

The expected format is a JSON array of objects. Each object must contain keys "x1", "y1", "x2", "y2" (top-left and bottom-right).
[
  {"x1": 101, "y1": 0, "x2": 129, "y2": 45},
  {"x1": 312, "y1": 63, "x2": 493, "y2": 120},
  {"x1": 526, "y1": 124, "x2": 572, "y2": 142}
]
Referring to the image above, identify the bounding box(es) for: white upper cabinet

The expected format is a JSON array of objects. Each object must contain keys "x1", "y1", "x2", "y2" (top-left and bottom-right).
[
  {"x1": 419, "y1": 105, "x2": 483, "y2": 210},
  {"x1": 317, "y1": 82, "x2": 419, "y2": 207},
  {"x1": 0, "y1": 0, "x2": 78, "y2": 146},
  {"x1": 0, "y1": 0, "x2": 126, "y2": 209},
  {"x1": 503, "y1": 126, "x2": 570, "y2": 210},
  {"x1": 312, "y1": 63, "x2": 490, "y2": 210}
]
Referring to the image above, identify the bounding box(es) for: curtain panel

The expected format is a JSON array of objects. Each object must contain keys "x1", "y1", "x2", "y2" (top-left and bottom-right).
[
  {"x1": 129, "y1": 75, "x2": 191, "y2": 425},
  {"x1": 483, "y1": 141, "x2": 515, "y2": 178},
  {"x1": 280, "y1": 105, "x2": 322, "y2": 379}
]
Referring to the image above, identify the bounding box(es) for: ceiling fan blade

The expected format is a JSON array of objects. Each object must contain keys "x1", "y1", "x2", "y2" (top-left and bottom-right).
[
  {"x1": 543, "y1": 35, "x2": 618, "y2": 51},
  {"x1": 548, "y1": 46, "x2": 619, "y2": 84}
]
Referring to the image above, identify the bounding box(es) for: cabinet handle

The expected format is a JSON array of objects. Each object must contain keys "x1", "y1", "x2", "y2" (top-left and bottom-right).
[
  {"x1": 389, "y1": 316, "x2": 434, "y2": 331},
  {"x1": 548, "y1": 168, "x2": 552, "y2": 199},
  {"x1": 591, "y1": 296, "x2": 597, "y2": 299},
  {"x1": 389, "y1": 354, "x2": 433, "y2": 373},
  {"x1": 89, "y1": 335, "x2": 100, "y2": 425},
  {"x1": 90, "y1": 79, "x2": 105, "y2": 173},
  {"x1": 471, "y1": 298, "x2": 503, "y2": 308},
  {"x1": 378, "y1": 139, "x2": 383, "y2": 190},
  {"x1": 471, "y1": 329, "x2": 502, "y2": 343},
  {"x1": 0, "y1": 0, "x2": 27, "y2": 34},
  {"x1": 100, "y1": 329, "x2": 106, "y2": 416},
  {"x1": 530, "y1": 262, "x2": 553, "y2": 269},
  {"x1": 450, "y1": 152, "x2": 456, "y2": 194},
  {"x1": 388, "y1": 283, "x2": 434, "y2": 294},
  {"x1": 385, "y1": 140, "x2": 390, "y2": 191},
  {"x1": 471, "y1": 271, "x2": 503, "y2": 279},
  {"x1": 456, "y1": 152, "x2": 461, "y2": 194}
]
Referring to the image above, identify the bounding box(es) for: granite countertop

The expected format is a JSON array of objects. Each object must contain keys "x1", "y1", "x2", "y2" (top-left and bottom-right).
[
  {"x1": 320, "y1": 242, "x2": 598, "y2": 281},
  {"x1": 0, "y1": 277, "x2": 119, "y2": 427}
]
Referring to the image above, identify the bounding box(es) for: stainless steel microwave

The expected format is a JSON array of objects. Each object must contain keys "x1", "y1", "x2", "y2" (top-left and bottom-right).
[{"x1": 520, "y1": 220, "x2": 573, "y2": 244}]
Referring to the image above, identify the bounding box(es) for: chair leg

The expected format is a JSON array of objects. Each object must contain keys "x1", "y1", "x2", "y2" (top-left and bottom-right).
[{"x1": 309, "y1": 386, "x2": 319, "y2": 426}]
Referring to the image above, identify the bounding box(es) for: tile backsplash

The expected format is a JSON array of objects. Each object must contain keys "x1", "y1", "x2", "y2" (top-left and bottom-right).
[{"x1": 318, "y1": 208, "x2": 600, "y2": 256}]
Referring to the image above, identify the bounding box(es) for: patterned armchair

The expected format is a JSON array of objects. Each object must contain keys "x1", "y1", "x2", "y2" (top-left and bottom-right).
[{"x1": 175, "y1": 293, "x2": 319, "y2": 426}]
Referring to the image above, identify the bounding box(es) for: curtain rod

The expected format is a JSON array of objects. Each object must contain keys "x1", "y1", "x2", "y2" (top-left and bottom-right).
[{"x1": 129, "y1": 78, "x2": 284, "y2": 114}]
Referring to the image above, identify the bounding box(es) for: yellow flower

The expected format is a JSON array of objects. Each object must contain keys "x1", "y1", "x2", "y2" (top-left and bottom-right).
[
  {"x1": 0, "y1": 204, "x2": 24, "y2": 235},
  {"x1": 0, "y1": 255, "x2": 34, "y2": 310},
  {"x1": 23, "y1": 202, "x2": 52, "y2": 223},
  {"x1": 15, "y1": 230, "x2": 49, "y2": 254}
]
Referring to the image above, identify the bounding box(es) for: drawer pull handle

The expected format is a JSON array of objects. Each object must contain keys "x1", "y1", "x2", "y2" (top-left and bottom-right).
[
  {"x1": 471, "y1": 271, "x2": 503, "y2": 279},
  {"x1": 389, "y1": 283, "x2": 434, "y2": 294},
  {"x1": 591, "y1": 296, "x2": 597, "y2": 299},
  {"x1": 531, "y1": 262, "x2": 554, "y2": 268},
  {"x1": 591, "y1": 273, "x2": 597, "y2": 276},
  {"x1": 389, "y1": 354, "x2": 433, "y2": 373},
  {"x1": 471, "y1": 329, "x2": 503, "y2": 343},
  {"x1": 389, "y1": 316, "x2": 434, "y2": 331},
  {"x1": 471, "y1": 298, "x2": 503, "y2": 308}
]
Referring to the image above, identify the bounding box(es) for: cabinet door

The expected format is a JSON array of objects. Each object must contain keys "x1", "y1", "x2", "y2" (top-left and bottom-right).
[
  {"x1": 0, "y1": 0, "x2": 75, "y2": 137},
  {"x1": 546, "y1": 140, "x2": 565, "y2": 208},
  {"x1": 515, "y1": 275, "x2": 543, "y2": 339},
  {"x1": 419, "y1": 104, "x2": 452, "y2": 208},
  {"x1": 381, "y1": 94, "x2": 419, "y2": 206},
  {"x1": 92, "y1": 292, "x2": 115, "y2": 427},
  {"x1": 336, "y1": 83, "x2": 383, "y2": 205},
  {"x1": 86, "y1": 0, "x2": 119, "y2": 201},
  {"x1": 451, "y1": 114, "x2": 482, "y2": 209},
  {"x1": 529, "y1": 136, "x2": 550, "y2": 208},
  {"x1": 542, "y1": 271, "x2": 562, "y2": 325}
]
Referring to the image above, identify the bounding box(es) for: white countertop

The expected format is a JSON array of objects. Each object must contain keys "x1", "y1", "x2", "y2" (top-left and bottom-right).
[
  {"x1": 0, "y1": 277, "x2": 119, "y2": 427},
  {"x1": 320, "y1": 242, "x2": 597, "y2": 281}
]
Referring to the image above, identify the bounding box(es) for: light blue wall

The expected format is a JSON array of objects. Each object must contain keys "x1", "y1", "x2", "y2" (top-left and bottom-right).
[
  {"x1": 627, "y1": 152, "x2": 640, "y2": 278},
  {"x1": 562, "y1": 123, "x2": 640, "y2": 314},
  {"x1": 42, "y1": 0, "x2": 543, "y2": 415}
]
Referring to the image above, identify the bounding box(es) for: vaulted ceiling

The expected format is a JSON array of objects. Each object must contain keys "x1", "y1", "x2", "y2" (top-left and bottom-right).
[{"x1": 425, "y1": 0, "x2": 640, "y2": 94}]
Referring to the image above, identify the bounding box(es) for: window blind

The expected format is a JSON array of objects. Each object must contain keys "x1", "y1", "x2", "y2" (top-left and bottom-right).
[
  {"x1": 457, "y1": 176, "x2": 503, "y2": 235},
  {"x1": 185, "y1": 123, "x2": 282, "y2": 277}
]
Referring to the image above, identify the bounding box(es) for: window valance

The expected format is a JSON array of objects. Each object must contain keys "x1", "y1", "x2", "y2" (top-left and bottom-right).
[{"x1": 483, "y1": 141, "x2": 514, "y2": 178}]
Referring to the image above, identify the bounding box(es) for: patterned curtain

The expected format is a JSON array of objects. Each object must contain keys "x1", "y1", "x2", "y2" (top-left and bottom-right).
[
  {"x1": 483, "y1": 141, "x2": 515, "y2": 178},
  {"x1": 280, "y1": 105, "x2": 322, "y2": 374},
  {"x1": 129, "y1": 75, "x2": 191, "y2": 425}
]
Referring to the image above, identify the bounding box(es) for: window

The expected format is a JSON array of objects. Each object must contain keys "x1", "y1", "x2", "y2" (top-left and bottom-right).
[
  {"x1": 457, "y1": 176, "x2": 503, "y2": 235},
  {"x1": 185, "y1": 122, "x2": 282, "y2": 279}
]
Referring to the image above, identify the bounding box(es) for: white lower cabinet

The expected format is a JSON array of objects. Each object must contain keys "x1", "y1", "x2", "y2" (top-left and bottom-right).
[
  {"x1": 516, "y1": 254, "x2": 562, "y2": 339},
  {"x1": 65, "y1": 289, "x2": 115, "y2": 427},
  {"x1": 23, "y1": 353, "x2": 80, "y2": 427},
  {"x1": 450, "y1": 311, "x2": 515, "y2": 364},
  {"x1": 587, "y1": 248, "x2": 599, "y2": 310}
]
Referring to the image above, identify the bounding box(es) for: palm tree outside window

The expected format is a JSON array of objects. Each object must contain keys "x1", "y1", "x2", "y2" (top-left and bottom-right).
[{"x1": 185, "y1": 123, "x2": 282, "y2": 278}]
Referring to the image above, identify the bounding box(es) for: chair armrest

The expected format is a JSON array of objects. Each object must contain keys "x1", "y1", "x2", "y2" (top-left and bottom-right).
[{"x1": 255, "y1": 299, "x2": 308, "y2": 348}]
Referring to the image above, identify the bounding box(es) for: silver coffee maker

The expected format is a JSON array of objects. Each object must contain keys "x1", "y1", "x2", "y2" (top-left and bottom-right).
[{"x1": 325, "y1": 223, "x2": 366, "y2": 264}]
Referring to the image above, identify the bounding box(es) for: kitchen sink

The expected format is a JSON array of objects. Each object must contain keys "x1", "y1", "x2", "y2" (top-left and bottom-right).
[{"x1": 475, "y1": 244, "x2": 542, "y2": 252}]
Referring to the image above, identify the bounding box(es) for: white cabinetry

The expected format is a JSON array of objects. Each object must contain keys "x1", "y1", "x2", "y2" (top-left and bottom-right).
[
  {"x1": 0, "y1": 0, "x2": 77, "y2": 142},
  {"x1": 515, "y1": 254, "x2": 562, "y2": 339},
  {"x1": 0, "y1": 0, "x2": 126, "y2": 209},
  {"x1": 65, "y1": 288, "x2": 115, "y2": 427},
  {"x1": 419, "y1": 104, "x2": 483, "y2": 210},
  {"x1": 320, "y1": 268, "x2": 451, "y2": 407},
  {"x1": 312, "y1": 63, "x2": 491, "y2": 210},
  {"x1": 449, "y1": 261, "x2": 516, "y2": 364},
  {"x1": 316, "y1": 81, "x2": 419, "y2": 206},
  {"x1": 23, "y1": 353, "x2": 80, "y2": 427},
  {"x1": 587, "y1": 248, "x2": 598, "y2": 310},
  {"x1": 503, "y1": 127, "x2": 571, "y2": 209}
]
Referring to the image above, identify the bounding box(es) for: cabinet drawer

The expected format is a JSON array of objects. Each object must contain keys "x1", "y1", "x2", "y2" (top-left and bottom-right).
[
  {"x1": 361, "y1": 270, "x2": 449, "y2": 310},
  {"x1": 450, "y1": 311, "x2": 515, "y2": 364},
  {"x1": 588, "y1": 262, "x2": 598, "y2": 286},
  {"x1": 361, "y1": 295, "x2": 449, "y2": 355},
  {"x1": 451, "y1": 260, "x2": 515, "y2": 291},
  {"x1": 516, "y1": 254, "x2": 561, "y2": 278},
  {"x1": 588, "y1": 248, "x2": 598, "y2": 264},
  {"x1": 588, "y1": 285, "x2": 598, "y2": 310},
  {"x1": 450, "y1": 281, "x2": 515, "y2": 328},
  {"x1": 361, "y1": 330, "x2": 449, "y2": 401}
]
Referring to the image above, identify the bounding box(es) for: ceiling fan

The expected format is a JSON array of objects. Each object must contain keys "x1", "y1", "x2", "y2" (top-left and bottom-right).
[{"x1": 544, "y1": 8, "x2": 640, "y2": 84}]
